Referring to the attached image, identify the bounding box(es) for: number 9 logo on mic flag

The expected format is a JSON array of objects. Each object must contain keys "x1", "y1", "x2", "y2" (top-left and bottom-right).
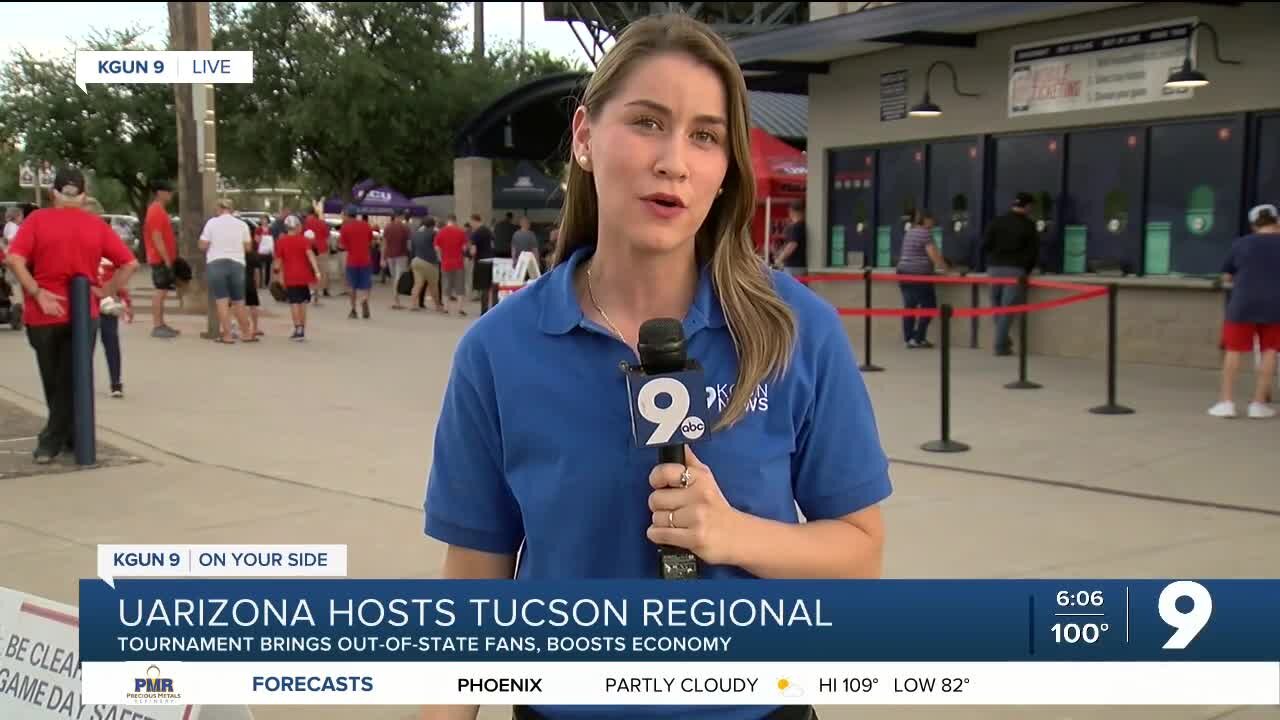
[{"x1": 625, "y1": 369, "x2": 710, "y2": 447}]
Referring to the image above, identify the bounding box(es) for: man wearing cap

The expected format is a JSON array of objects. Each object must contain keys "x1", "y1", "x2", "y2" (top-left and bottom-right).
[
  {"x1": 982, "y1": 192, "x2": 1040, "y2": 356},
  {"x1": 4, "y1": 167, "x2": 139, "y2": 463},
  {"x1": 144, "y1": 181, "x2": 179, "y2": 338},
  {"x1": 1209, "y1": 204, "x2": 1280, "y2": 419}
]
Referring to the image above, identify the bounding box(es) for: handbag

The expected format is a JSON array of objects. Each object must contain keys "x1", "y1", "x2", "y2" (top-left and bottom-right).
[
  {"x1": 268, "y1": 280, "x2": 287, "y2": 303},
  {"x1": 172, "y1": 257, "x2": 193, "y2": 283},
  {"x1": 396, "y1": 269, "x2": 414, "y2": 296}
]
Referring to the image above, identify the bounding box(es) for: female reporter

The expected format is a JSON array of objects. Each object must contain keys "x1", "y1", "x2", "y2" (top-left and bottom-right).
[{"x1": 423, "y1": 13, "x2": 890, "y2": 720}]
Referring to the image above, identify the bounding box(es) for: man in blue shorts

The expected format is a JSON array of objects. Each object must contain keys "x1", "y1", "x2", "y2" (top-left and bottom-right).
[{"x1": 338, "y1": 208, "x2": 375, "y2": 320}]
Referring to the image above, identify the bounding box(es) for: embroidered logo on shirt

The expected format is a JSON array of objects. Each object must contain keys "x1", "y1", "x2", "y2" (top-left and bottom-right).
[{"x1": 705, "y1": 383, "x2": 770, "y2": 414}]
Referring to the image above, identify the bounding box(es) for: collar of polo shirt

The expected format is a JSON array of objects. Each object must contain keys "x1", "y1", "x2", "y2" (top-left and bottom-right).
[{"x1": 538, "y1": 245, "x2": 726, "y2": 336}]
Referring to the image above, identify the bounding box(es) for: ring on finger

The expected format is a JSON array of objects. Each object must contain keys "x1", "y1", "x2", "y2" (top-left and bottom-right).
[
  {"x1": 679, "y1": 466, "x2": 693, "y2": 488},
  {"x1": 668, "y1": 510, "x2": 677, "y2": 528}
]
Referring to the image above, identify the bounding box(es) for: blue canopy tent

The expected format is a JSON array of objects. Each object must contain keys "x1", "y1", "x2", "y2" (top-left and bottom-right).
[{"x1": 324, "y1": 180, "x2": 427, "y2": 216}]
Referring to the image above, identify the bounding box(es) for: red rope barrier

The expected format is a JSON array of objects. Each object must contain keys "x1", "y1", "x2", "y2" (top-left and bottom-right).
[
  {"x1": 805, "y1": 270, "x2": 1110, "y2": 319},
  {"x1": 797, "y1": 271, "x2": 1108, "y2": 293},
  {"x1": 953, "y1": 287, "x2": 1107, "y2": 318}
]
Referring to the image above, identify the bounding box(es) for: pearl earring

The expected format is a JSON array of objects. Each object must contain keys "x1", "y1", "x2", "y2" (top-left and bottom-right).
[{"x1": 579, "y1": 155, "x2": 588, "y2": 167}]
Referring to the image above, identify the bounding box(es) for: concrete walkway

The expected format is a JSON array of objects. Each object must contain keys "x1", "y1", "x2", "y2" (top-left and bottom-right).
[{"x1": 0, "y1": 282, "x2": 1276, "y2": 720}]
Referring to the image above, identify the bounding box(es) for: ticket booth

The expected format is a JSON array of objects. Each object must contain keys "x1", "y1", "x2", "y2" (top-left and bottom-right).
[
  {"x1": 926, "y1": 139, "x2": 984, "y2": 270},
  {"x1": 1064, "y1": 127, "x2": 1146, "y2": 275},
  {"x1": 993, "y1": 132, "x2": 1064, "y2": 272},
  {"x1": 875, "y1": 143, "x2": 926, "y2": 267},
  {"x1": 1146, "y1": 117, "x2": 1245, "y2": 275},
  {"x1": 828, "y1": 148, "x2": 876, "y2": 267}
]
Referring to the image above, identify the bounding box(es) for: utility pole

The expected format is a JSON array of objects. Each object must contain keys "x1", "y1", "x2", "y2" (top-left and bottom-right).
[
  {"x1": 520, "y1": 2, "x2": 526, "y2": 61},
  {"x1": 473, "y1": 2, "x2": 484, "y2": 62},
  {"x1": 168, "y1": 1, "x2": 218, "y2": 338}
]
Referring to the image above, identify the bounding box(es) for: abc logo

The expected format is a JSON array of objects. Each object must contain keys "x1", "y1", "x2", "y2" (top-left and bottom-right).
[{"x1": 680, "y1": 417, "x2": 705, "y2": 440}]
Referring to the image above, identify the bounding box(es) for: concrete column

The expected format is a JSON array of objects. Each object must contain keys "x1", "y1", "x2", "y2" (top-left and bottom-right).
[{"x1": 454, "y1": 157, "x2": 494, "y2": 225}]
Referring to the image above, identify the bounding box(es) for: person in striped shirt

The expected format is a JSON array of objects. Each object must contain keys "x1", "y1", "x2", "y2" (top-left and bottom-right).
[{"x1": 896, "y1": 212, "x2": 947, "y2": 348}]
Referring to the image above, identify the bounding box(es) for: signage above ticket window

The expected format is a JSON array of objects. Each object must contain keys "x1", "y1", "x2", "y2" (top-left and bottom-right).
[{"x1": 1008, "y1": 18, "x2": 1198, "y2": 118}]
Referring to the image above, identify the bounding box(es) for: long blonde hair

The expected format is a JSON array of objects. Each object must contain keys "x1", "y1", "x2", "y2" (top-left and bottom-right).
[{"x1": 552, "y1": 14, "x2": 796, "y2": 430}]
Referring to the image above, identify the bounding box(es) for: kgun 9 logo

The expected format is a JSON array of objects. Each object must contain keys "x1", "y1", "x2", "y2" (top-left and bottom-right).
[{"x1": 630, "y1": 370, "x2": 708, "y2": 447}]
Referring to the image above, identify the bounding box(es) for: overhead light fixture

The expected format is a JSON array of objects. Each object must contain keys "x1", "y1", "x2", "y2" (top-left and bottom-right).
[
  {"x1": 1163, "y1": 21, "x2": 1240, "y2": 90},
  {"x1": 909, "y1": 60, "x2": 979, "y2": 118}
]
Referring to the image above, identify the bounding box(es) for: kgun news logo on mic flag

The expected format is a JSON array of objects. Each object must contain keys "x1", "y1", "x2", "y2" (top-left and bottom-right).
[{"x1": 626, "y1": 369, "x2": 709, "y2": 447}]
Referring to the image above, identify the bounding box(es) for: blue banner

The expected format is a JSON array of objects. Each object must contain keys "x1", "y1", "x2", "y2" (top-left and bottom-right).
[{"x1": 79, "y1": 579, "x2": 1280, "y2": 663}]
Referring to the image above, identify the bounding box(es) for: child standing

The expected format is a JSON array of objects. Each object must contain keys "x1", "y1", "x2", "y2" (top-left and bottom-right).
[{"x1": 272, "y1": 216, "x2": 321, "y2": 341}]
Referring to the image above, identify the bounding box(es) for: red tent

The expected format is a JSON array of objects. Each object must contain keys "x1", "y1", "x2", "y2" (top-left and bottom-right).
[{"x1": 749, "y1": 128, "x2": 807, "y2": 261}]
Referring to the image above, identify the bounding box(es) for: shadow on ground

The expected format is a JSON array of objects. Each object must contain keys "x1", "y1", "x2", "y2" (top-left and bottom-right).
[{"x1": 0, "y1": 397, "x2": 144, "y2": 479}]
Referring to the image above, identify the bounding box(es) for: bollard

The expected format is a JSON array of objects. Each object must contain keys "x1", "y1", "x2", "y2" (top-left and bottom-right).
[
  {"x1": 858, "y1": 267, "x2": 883, "y2": 372},
  {"x1": 969, "y1": 283, "x2": 979, "y2": 349},
  {"x1": 69, "y1": 275, "x2": 97, "y2": 466},
  {"x1": 921, "y1": 304, "x2": 970, "y2": 453},
  {"x1": 1005, "y1": 277, "x2": 1042, "y2": 390},
  {"x1": 1089, "y1": 284, "x2": 1135, "y2": 415}
]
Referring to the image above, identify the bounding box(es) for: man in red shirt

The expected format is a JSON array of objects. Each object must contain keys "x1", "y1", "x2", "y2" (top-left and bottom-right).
[
  {"x1": 4, "y1": 167, "x2": 139, "y2": 463},
  {"x1": 303, "y1": 208, "x2": 330, "y2": 305},
  {"x1": 338, "y1": 207, "x2": 375, "y2": 319},
  {"x1": 434, "y1": 214, "x2": 469, "y2": 316},
  {"x1": 143, "y1": 181, "x2": 178, "y2": 338}
]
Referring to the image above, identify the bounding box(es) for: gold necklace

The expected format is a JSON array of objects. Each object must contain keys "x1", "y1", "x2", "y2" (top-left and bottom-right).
[{"x1": 585, "y1": 264, "x2": 626, "y2": 342}]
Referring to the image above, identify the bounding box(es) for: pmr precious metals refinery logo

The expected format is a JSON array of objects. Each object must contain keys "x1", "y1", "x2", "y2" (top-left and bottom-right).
[{"x1": 127, "y1": 664, "x2": 183, "y2": 704}]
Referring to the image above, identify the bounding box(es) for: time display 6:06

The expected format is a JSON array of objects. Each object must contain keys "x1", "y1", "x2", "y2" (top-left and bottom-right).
[{"x1": 1056, "y1": 590, "x2": 1104, "y2": 607}]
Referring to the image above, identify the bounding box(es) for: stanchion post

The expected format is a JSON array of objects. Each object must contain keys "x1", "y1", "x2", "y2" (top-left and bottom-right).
[
  {"x1": 922, "y1": 304, "x2": 970, "y2": 453},
  {"x1": 969, "y1": 282, "x2": 979, "y2": 349},
  {"x1": 69, "y1": 275, "x2": 97, "y2": 466},
  {"x1": 1089, "y1": 283, "x2": 1135, "y2": 415},
  {"x1": 859, "y1": 267, "x2": 883, "y2": 373},
  {"x1": 1005, "y1": 276, "x2": 1042, "y2": 390}
]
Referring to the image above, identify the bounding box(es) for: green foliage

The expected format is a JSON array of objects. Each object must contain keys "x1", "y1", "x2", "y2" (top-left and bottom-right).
[
  {"x1": 1, "y1": 2, "x2": 584, "y2": 209},
  {"x1": 0, "y1": 27, "x2": 177, "y2": 220}
]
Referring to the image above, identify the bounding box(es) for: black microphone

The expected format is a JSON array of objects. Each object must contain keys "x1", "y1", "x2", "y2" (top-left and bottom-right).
[{"x1": 638, "y1": 318, "x2": 700, "y2": 580}]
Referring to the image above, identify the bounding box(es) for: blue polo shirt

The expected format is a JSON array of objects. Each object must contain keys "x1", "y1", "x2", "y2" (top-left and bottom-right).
[
  {"x1": 424, "y1": 245, "x2": 892, "y2": 719},
  {"x1": 1222, "y1": 233, "x2": 1280, "y2": 324}
]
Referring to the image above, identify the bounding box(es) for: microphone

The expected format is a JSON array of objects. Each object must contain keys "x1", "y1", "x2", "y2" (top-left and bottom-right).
[{"x1": 637, "y1": 318, "x2": 700, "y2": 580}]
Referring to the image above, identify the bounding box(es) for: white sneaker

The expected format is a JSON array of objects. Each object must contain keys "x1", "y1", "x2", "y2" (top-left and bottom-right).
[
  {"x1": 1207, "y1": 401, "x2": 1237, "y2": 418},
  {"x1": 1247, "y1": 402, "x2": 1276, "y2": 419}
]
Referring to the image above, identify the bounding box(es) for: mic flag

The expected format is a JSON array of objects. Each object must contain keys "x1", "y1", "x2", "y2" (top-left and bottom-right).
[{"x1": 624, "y1": 368, "x2": 709, "y2": 448}]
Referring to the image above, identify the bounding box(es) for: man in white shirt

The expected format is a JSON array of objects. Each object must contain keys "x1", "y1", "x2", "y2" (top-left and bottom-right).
[
  {"x1": 198, "y1": 199, "x2": 255, "y2": 344},
  {"x1": 2, "y1": 206, "x2": 22, "y2": 250}
]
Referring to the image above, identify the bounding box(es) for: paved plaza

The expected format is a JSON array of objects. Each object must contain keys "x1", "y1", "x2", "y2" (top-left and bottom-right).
[{"x1": 0, "y1": 279, "x2": 1276, "y2": 720}]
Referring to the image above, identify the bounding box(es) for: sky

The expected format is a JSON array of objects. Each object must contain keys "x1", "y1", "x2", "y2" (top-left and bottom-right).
[{"x1": 0, "y1": 2, "x2": 592, "y2": 64}]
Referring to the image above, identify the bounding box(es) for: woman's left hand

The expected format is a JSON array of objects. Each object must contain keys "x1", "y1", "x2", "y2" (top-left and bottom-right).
[{"x1": 647, "y1": 446, "x2": 743, "y2": 566}]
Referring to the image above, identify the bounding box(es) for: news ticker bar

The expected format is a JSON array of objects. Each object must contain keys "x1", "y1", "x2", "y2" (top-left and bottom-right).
[{"x1": 81, "y1": 662, "x2": 1280, "y2": 706}]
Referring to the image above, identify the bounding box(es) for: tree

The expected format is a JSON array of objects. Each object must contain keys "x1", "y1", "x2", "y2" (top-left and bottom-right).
[
  {"x1": 0, "y1": 28, "x2": 178, "y2": 221},
  {"x1": 214, "y1": 1, "x2": 463, "y2": 201},
  {"x1": 213, "y1": 2, "x2": 581, "y2": 199}
]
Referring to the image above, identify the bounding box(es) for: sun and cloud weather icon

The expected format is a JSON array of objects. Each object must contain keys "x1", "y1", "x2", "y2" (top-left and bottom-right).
[{"x1": 777, "y1": 678, "x2": 804, "y2": 698}]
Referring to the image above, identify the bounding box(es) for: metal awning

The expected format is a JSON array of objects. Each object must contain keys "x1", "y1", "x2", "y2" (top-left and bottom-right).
[
  {"x1": 454, "y1": 72, "x2": 808, "y2": 160},
  {"x1": 732, "y1": 1, "x2": 1142, "y2": 91}
]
